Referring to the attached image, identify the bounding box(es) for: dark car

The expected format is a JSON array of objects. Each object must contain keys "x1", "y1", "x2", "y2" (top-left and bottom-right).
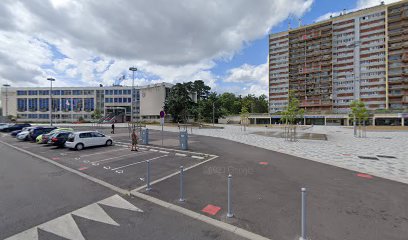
[
  {"x1": 48, "y1": 132, "x2": 72, "y2": 147},
  {"x1": 1, "y1": 123, "x2": 31, "y2": 133},
  {"x1": 29, "y1": 127, "x2": 57, "y2": 141}
]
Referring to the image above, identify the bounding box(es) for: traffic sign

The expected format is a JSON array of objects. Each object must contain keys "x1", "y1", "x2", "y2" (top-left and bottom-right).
[{"x1": 160, "y1": 110, "x2": 165, "y2": 118}]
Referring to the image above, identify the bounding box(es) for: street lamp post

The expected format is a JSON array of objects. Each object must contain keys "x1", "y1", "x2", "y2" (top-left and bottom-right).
[
  {"x1": 129, "y1": 67, "x2": 137, "y2": 125},
  {"x1": 47, "y1": 78, "x2": 55, "y2": 126},
  {"x1": 2, "y1": 84, "x2": 10, "y2": 117},
  {"x1": 212, "y1": 102, "x2": 215, "y2": 127}
]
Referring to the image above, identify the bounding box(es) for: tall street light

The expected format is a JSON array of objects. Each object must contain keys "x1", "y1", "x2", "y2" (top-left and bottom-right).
[
  {"x1": 2, "y1": 84, "x2": 10, "y2": 117},
  {"x1": 129, "y1": 67, "x2": 137, "y2": 124},
  {"x1": 47, "y1": 78, "x2": 55, "y2": 126}
]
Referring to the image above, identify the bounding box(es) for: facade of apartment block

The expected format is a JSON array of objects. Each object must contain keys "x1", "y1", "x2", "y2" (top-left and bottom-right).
[
  {"x1": 0, "y1": 83, "x2": 172, "y2": 123},
  {"x1": 269, "y1": 0, "x2": 408, "y2": 114}
]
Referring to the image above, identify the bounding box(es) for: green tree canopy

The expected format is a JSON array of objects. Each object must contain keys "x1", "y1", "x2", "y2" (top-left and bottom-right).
[
  {"x1": 350, "y1": 100, "x2": 369, "y2": 123},
  {"x1": 281, "y1": 90, "x2": 304, "y2": 124}
]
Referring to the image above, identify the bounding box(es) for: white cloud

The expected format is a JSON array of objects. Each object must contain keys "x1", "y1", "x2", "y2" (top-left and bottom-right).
[
  {"x1": 223, "y1": 62, "x2": 268, "y2": 96},
  {"x1": 0, "y1": 0, "x2": 314, "y2": 93}
]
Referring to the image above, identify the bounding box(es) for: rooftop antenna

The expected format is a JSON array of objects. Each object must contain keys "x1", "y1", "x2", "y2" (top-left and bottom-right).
[
  {"x1": 298, "y1": 18, "x2": 302, "y2": 27},
  {"x1": 288, "y1": 20, "x2": 291, "y2": 30}
]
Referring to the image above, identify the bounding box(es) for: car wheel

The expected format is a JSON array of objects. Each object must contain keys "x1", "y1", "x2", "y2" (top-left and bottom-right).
[
  {"x1": 75, "y1": 143, "x2": 84, "y2": 151},
  {"x1": 106, "y1": 140, "x2": 113, "y2": 146}
]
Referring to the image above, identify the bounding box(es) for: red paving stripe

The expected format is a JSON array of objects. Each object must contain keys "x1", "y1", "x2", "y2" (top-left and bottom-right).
[
  {"x1": 78, "y1": 167, "x2": 88, "y2": 171},
  {"x1": 202, "y1": 204, "x2": 221, "y2": 216},
  {"x1": 356, "y1": 173, "x2": 373, "y2": 179},
  {"x1": 51, "y1": 157, "x2": 60, "y2": 160},
  {"x1": 259, "y1": 162, "x2": 268, "y2": 165}
]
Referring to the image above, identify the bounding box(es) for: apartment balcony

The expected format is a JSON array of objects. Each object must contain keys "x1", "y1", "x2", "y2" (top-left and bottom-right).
[
  {"x1": 300, "y1": 99, "x2": 332, "y2": 107},
  {"x1": 360, "y1": 21, "x2": 385, "y2": 30}
]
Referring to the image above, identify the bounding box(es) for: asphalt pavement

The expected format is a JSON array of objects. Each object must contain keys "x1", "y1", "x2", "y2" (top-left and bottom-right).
[{"x1": 137, "y1": 129, "x2": 408, "y2": 240}]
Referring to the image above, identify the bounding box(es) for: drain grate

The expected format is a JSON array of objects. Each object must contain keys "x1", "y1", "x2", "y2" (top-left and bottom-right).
[
  {"x1": 377, "y1": 155, "x2": 397, "y2": 159},
  {"x1": 358, "y1": 156, "x2": 379, "y2": 160}
]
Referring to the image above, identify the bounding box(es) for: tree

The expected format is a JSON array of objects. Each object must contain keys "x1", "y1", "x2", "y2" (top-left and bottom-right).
[
  {"x1": 281, "y1": 90, "x2": 304, "y2": 141},
  {"x1": 164, "y1": 83, "x2": 195, "y2": 123},
  {"x1": 91, "y1": 109, "x2": 102, "y2": 120},
  {"x1": 240, "y1": 106, "x2": 250, "y2": 131},
  {"x1": 350, "y1": 100, "x2": 369, "y2": 137},
  {"x1": 281, "y1": 90, "x2": 304, "y2": 125}
]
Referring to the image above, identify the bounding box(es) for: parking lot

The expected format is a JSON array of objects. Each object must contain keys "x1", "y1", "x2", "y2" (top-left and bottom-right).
[{"x1": 0, "y1": 127, "x2": 216, "y2": 191}]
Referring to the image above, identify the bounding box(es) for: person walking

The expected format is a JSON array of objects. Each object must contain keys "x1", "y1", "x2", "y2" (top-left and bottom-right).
[
  {"x1": 111, "y1": 122, "x2": 115, "y2": 134},
  {"x1": 131, "y1": 129, "x2": 138, "y2": 151}
]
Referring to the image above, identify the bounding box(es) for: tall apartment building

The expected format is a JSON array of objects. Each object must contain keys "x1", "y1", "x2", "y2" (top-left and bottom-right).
[
  {"x1": 269, "y1": 0, "x2": 408, "y2": 114},
  {"x1": 0, "y1": 83, "x2": 172, "y2": 123}
]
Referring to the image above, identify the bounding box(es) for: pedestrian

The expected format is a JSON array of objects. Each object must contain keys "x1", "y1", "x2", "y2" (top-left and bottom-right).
[
  {"x1": 131, "y1": 129, "x2": 138, "y2": 151},
  {"x1": 111, "y1": 122, "x2": 115, "y2": 134}
]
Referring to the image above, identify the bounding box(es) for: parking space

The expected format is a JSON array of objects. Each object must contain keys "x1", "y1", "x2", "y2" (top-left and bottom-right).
[{"x1": 1, "y1": 132, "x2": 215, "y2": 191}]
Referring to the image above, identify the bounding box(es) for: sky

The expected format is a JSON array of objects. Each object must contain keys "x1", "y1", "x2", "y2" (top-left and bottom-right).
[{"x1": 0, "y1": 0, "x2": 402, "y2": 96}]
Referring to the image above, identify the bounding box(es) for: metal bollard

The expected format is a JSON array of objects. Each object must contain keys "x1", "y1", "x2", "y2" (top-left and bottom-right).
[
  {"x1": 179, "y1": 166, "x2": 185, "y2": 202},
  {"x1": 146, "y1": 160, "x2": 151, "y2": 191},
  {"x1": 300, "y1": 187, "x2": 307, "y2": 240},
  {"x1": 227, "y1": 174, "x2": 233, "y2": 218}
]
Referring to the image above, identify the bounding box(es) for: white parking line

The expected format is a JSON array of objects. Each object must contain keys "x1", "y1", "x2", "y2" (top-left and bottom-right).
[
  {"x1": 78, "y1": 147, "x2": 127, "y2": 158},
  {"x1": 110, "y1": 155, "x2": 167, "y2": 171},
  {"x1": 90, "y1": 151, "x2": 152, "y2": 164}
]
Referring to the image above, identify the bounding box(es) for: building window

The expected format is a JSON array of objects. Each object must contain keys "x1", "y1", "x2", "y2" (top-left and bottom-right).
[
  {"x1": 17, "y1": 91, "x2": 27, "y2": 96},
  {"x1": 84, "y1": 98, "x2": 94, "y2": 112},
  {"x1": 73, "y1": 98, "x2": 83, "y2": 112},
  {"x1": 61, "y1": 98, "x2": 71, "y2": 112},
  {"x1": 52, "y1": 99, "x2": 60, "y2": 111},
  {"x1": 39, "y1": 98, "x2": 49, "y2": 112},
  {"x1": 17, "y1": 98, "x2": 27, "y2": 112},
  {"x1": 52, "y1": 90, "x2": 61, "y2": 95},
  {"x1": 73, "y1": 90, "x2": 82, "y2": 95},
  {"x1": 61, "y1": 90, "x2": 72, "y2": 95},
  {"x1": 39, "y1": 90, "x2": 49, "y2": 95},
  {"x1": 28, "y1": 98, "x2": 38, "y2": 112},
  {"x1": 28, "y1": 90, "x2": 38, "y2": 95}
]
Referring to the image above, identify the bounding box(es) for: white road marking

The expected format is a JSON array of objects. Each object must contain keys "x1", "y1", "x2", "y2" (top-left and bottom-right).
[
  {"x1": 39, "y1": 214, "x2": 85, "y2": 240},
  {"x1": 72, "y1": 203, "x2": 119, "y2": 226},
  {"x1": 159, "y1": 150, "x2": 170, "y2": 154},
  {"x1": 78, "y1": 147, "x2": 127, "y2": 158},
  {"x1": 149, "y1": 149, "x2": 158, "y2": 152},
  {"x1": 110, "y1": 155, "x2": 167, "y2": 171},
  {"x1": 98, "y1": 194, "x2": 143, "y2": 212},
  {"x1": 90, "y1": 151, "x2": 151, "y2": 164},
  {"x1": 175, "y1": 153, "x2": 187, "y2": 157},
  {"x1": 191, "y1": 155, "x2": 205, "y2": 160},
  {"x1": 5, "y1": 194, "x2": 143, "y2": 240}
]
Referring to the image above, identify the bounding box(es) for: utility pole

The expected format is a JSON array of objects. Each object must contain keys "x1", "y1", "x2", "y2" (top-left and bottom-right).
[
  {"x1": 47, "y1": 78, "x2": 55, "y2": 126},
  {"x1": 212, "y1": 101, "x2": 215, "y2": 127},
  {"x1": 2, "y1": 84, "x2": 10, "y2": 117},
  {"x1": 129, "y1": 67, "x2": 137, "y2": 126}
]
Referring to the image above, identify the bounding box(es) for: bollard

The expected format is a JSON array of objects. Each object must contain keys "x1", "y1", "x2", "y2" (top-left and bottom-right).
[
  {"x1": 179, "y1": 166, "x2": 185, "y2": 202},
  {"x1": 227, "y1": 174, "x2": 233, "y2": 218},
  {"x1": 146, "y1": 160, "x2": 151, "y2": 191},
  {"x1": 300, "y1": 188, "x2": 307, "y2": 240}
]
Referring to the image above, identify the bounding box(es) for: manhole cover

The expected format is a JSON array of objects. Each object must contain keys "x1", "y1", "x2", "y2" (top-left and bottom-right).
[
  {"x1": 358, "y1": 156, "x2": 379, "y2": 160},
  {"x1": 377, "y1": 155, "x2": 397, "y2": 159}
]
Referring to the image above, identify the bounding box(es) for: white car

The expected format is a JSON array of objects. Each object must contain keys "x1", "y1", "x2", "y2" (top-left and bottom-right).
[
  {"x1": 16, "y1": 127, "x2": 35, "y2": 140},
  {"x1": 0, "y1": 123, "x2": 12, "y2": 130},
  {"x1": 65, "y1": 131, "x2": 113, "y2": 150}
]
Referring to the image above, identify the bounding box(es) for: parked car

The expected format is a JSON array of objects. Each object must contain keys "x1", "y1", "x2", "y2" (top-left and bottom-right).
[
  {"x1": 65, "y1": 131, "x2": 113, "y2": 150},
  {"x1": 16, "y1": 127, "x2": 35, "y2": 140},
  {"x1": 0, "y1": 123, "x2": 12, "y2": 130},
  {"x1": 0, "y1": 123, "x2": 31, "y2": 132},
  {"x1": 28, "y1": 127, "x2": 57, "y2": 141},
  {"x1": 48, "y1": 131, "x2": 73, "y2": 147},
  {"x1": 36, "y1": 128, "x2": 74, "y2": 144},
  {"x1": 10, "y1": 126, "x2": 34, "y2": 137}
]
